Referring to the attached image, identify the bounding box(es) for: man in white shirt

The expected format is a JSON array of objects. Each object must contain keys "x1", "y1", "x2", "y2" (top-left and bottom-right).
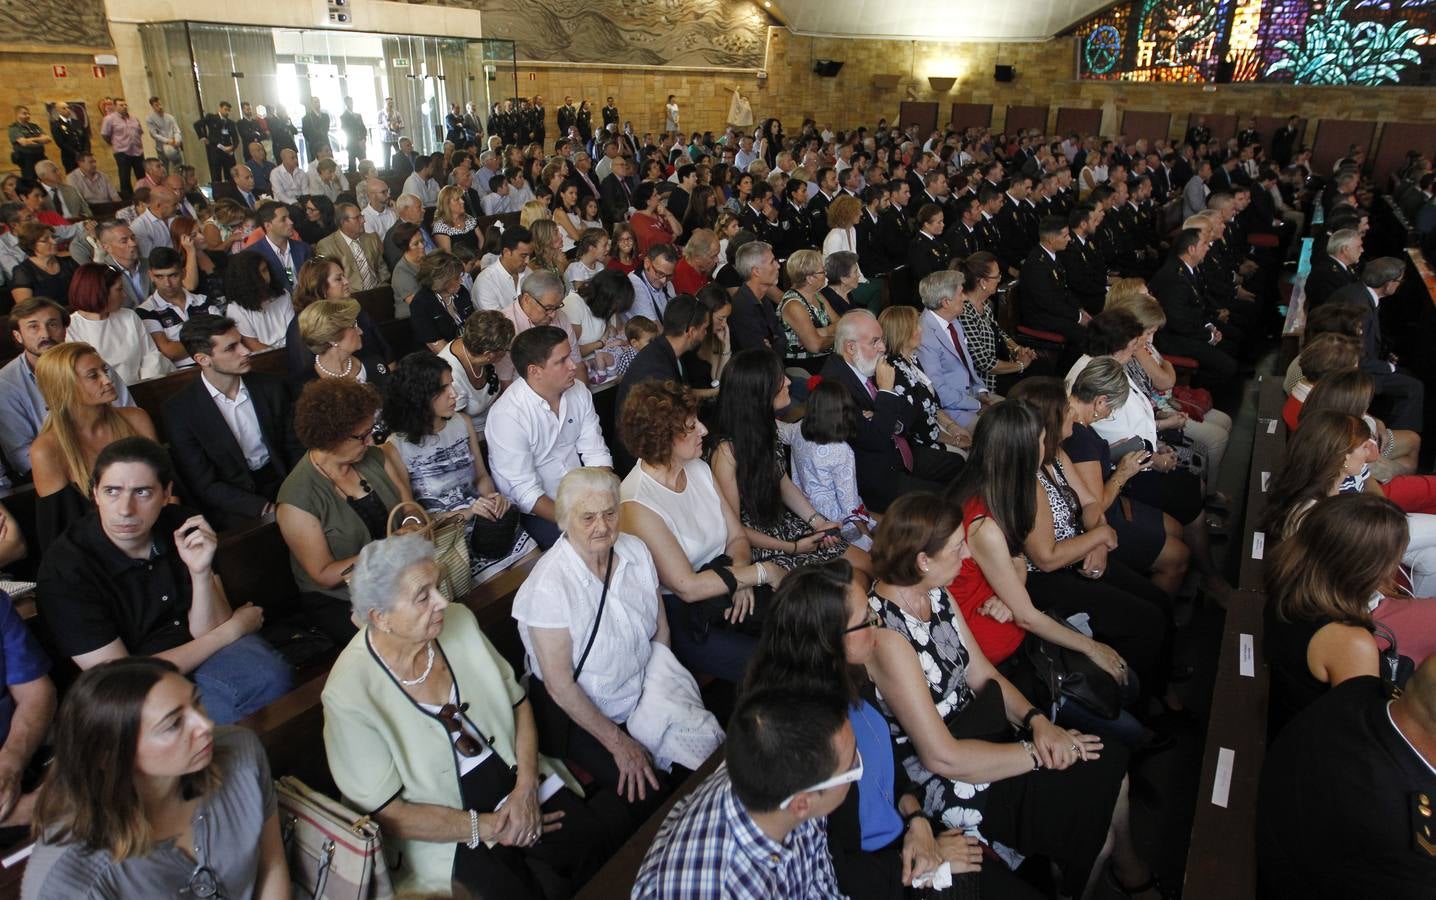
[
  {"x1": 269, "y1": 148, "x2": 306, "y2": 206},
  {"x1": 361, "y1": 179, "x2": 397, "y2": 236},
  {"x1": 474, "y1": 150, "x2": 503, "y2": 194},
  {"x1": 506, "y1": 167, "x2": 535, "y2": 208},
  {"x1": 131, "y1": 186, "x2": 177, "y2": 257},
  {"x1": 137, "y1": 246, "x2": 219, "y2": 369},
  {"x1": 474, "y1": 226, "x2": 533, "y2": 311},
  {"x1": 402, "y1": 153, "x2": 441, "y2": 209},
  {"x1": 733, "y1": 136, "x2": 758, "y2": 173},
  {"x1": 485, "y1": 322, "x2": 611, "y2": 549},
  {"x1": 146, "y1": 97, "x2": 185, "y2": 167}
]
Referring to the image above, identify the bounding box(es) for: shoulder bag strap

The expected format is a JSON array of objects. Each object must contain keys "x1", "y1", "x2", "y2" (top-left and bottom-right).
[{"x1": 573, "y1": 545, "x2": 615, "y2": 682}]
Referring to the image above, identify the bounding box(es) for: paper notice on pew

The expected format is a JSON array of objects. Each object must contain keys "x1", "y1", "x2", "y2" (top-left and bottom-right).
[
  {"x1": 1212, "y1": 748, "x2": 1235, "y2": 808},
  {"x1": 1252, "y1": 532, "x2": 1265, "y2": 560},
  {"x1": 1266, "y1": 418, "x2": 1278, "y2": 434},
  {"x1": 1239, "y1": 634, "x2": 1255, "y2": 677},
  {"x1": 1260, "y1": 472, "x2": 1270, "y2": 492}
]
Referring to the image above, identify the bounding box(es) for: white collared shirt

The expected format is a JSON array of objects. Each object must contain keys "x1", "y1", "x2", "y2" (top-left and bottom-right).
[
  {"x1": 362, "y1": 205, "x2": 397, "y2": 237},
  {"x1": 484, "y1": 376, "x2": 612, "y2": 514},
  {"x1": 202, "y1": 374, "x2": 270, "y2": 471},
  {"x1": 474, "y1": 261, "x2": 528, "y2": 312},
  {"x1": 270, "y1": 165, "x2": 305, "y2": 205}
]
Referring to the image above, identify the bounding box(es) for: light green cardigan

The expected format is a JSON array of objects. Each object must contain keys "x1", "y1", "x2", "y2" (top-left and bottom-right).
[{"x1": 322, "y1": 604, "x2": 580, "y2": 894}]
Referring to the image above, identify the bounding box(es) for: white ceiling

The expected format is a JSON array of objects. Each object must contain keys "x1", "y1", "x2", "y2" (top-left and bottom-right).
[{"x1": 769, "y1": 0, "x2": 1112, "y2": 42}]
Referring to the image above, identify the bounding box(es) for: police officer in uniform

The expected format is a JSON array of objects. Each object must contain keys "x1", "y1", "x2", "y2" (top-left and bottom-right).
[
  {"x1": 738, "y1": 182, "x2": 782, "y2": 247},
  {"x1": 1257, "y1": 662, "x2": 1436, "y2": 900},
  {"x1": 906, "y1": 202, "x2": 950, "y2": 288},
  {"x1": 876, "y1": 179, "x2": 915, "y2": 274}
]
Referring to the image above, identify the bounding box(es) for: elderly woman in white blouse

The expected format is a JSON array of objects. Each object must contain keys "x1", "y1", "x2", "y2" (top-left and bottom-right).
[{"x1": 514, "y1": 468, "x2": 719, "y2": 821}]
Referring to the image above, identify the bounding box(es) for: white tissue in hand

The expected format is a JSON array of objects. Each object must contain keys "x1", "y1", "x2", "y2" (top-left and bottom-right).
[{"x1": 911, "y1": 861, "x2": 953, "y2": 890}]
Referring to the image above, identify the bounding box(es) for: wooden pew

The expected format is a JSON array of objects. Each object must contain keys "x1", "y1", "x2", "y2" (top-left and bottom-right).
[
  {"x1": 352, "y1": 285, "x2": 397, "y2": 328},
  {"x1": 1183, "y1": 373, "x2": 1285, "y2": 900}
]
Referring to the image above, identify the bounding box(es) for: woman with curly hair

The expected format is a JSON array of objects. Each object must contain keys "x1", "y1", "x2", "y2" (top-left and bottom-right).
[
  {"x1": 711, "y1": 348, "x2": 870, "y2": 575},
  {"x1": 618, "y1": 379, "x2": 778, "y2": 683},
  {"x1": 222, "y1": 250, "x2": 291, "y2": 351},
  {"x1": 382, "y1": 352, "x2": 518, "y2": 563},
  {"x1": 277, "y1": 378, "x2": 411, "y2": 643}
]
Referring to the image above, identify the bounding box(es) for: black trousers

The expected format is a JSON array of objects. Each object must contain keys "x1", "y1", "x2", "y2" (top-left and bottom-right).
[
  {"x1": 451, "y1": 751, "x2": 611, "y2": 900},
  {"x1": 114, "y1": 152, "x2": 145, "y2": 197},
  {"x1": 1370, "y1": 366, "x2": 1425, "y2": 432},
  {"x1": 1155, "y1": 332, "x2": 1238, "y2": 387},
  {"x1": 1024, "y1": 561, "x2": 1174, "y2": 702}
]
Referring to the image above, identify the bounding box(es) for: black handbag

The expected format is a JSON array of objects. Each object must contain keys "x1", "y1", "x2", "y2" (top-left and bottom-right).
[
  {"x1": 1374, "y1": 621, "x2": 1415, "y2": 694},
  {"x1": 1025, "y1": 613, "x2": 1122, "y2": 720}
]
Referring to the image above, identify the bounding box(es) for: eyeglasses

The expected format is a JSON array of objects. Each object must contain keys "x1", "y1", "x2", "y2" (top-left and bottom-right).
[
  {"x1": 844, "y1": 607, "x2": 882, "y2": 634},
  {"x1": 183, "y1": 863, "x2": 228, "y2": 898},
  {"x1": 526, "y1": 295, "x2": 565, "y2": 314},
  {"x1": 437, "y1": 703, "x2": 491, "y2": 758},
  {"x1": 778, "y1": 748, "x2": 864, "y2": 810}
]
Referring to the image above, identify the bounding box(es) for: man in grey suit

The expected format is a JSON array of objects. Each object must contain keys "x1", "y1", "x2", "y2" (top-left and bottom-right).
[
  {"x1": 914, "y1": 269, "x2": 988, "y2": 433},
  {"x1": 1182, "y1": 159, "x2": 1212, "y2": 220}
]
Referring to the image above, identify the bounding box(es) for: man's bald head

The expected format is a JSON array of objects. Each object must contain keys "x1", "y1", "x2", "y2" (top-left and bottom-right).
[{"x1": 149, "y1": 187, "x2": 178, "y2": 218}]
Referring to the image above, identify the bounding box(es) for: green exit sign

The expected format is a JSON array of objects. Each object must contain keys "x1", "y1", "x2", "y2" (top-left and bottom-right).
[{"x1": 392, "y1": 57, "x2": 410, "y2": 68}]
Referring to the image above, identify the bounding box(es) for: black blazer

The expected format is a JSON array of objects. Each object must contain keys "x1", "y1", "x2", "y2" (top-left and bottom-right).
[
  {"x1": 1060, "y1": 236, "x2": 1108, "y2": 313},
  {"x1": 1149, "y1": 258, "x2": 1210, "y2": 338},
  {"x1": 729, "y1": 285, "x2": 784, "y2": 354},
  {"x1": 409, "y1": 287, "x2": 476, "y2": 348},
  {"x1": 1327, "y1": 281, "x2": 1384, "y2": 362},
  {"x1": 818, "y1": 354, "x2": 917, "y2": 509},
  {"x1": 600, "y1": 173, "x2": 632, "y2": 226},
  {"x1": 163, "y1": 373, "x2": 302, "y2": 530},
  {"x1": 1019, "y1": 247, "x2": 1082, "y2": 333},
  {"x1": 1305, "y1": 256, "x2": 1359, "y2": 310}
]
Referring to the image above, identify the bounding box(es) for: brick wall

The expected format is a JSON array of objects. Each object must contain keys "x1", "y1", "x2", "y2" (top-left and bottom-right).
[
  {"x1": 0, "y1": 49, "x2": 125, "y2": 182},
  {"x1": 516, "y1": 28, "x2": 1436, "y2": 147}
]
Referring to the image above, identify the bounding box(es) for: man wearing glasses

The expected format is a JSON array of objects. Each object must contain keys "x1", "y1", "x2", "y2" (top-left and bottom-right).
[
  {"x1": 633, "y1": 688, "x2": 856, "y2": 899},
  {"x1": 493, "y1": 271, "x2": 590, "y2": 387},
  {"x1": 628, "y1": 243, "x2": 679, "y2": 322}
]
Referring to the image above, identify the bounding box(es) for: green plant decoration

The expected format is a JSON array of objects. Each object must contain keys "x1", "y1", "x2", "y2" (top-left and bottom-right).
[{"x1": 1266, "y1": 0, "x2": 1425, "y2": 85}]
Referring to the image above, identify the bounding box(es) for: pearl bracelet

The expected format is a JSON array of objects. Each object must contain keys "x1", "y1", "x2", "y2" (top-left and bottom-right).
[{"x1": 467, "y1": 809, "x2": 481, "y2": 849}]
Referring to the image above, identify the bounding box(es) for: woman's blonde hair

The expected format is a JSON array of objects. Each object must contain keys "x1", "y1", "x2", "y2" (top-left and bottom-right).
[
  {"x1": 434, "y1": 185, "x2": 468, "y2": 229},
  {"x1": 519, "y1": 200, "x2": 551, "y2": 229},
  {"x1": 878, "y1": 305, "x2": 919, "y2": 357},
  {"x1": 299, "y1": 298, "x2": 361, "y2": 355},
  {"x1": 527, "y1": 219, "x2": 565, "y2": 276},
  {"x1": 1104, "y1": 280, "x2": 1167, "y2": 330},
  {"x1": 35, "y1": 343, "x2": 139, "y2": 495},
  {"x1": 785, "y1": 249, "x2": 824, "y2": 286}
]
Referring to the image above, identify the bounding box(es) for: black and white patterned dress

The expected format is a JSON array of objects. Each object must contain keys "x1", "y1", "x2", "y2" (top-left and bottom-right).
[
  {"x1": 1029, "y1": 460, "x2": 1083, "y2": 573},
  {"x1": 869, "y1": 586, "x2": 993, "y2": 834},
  {"x1": 888, "y1": 352, "x2": 944, "y2": 446}
]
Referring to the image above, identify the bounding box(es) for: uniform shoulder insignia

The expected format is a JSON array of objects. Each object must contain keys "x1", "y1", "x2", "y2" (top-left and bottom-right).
[{"x1": 1415, "y1": 792, "x2": 1436, "y2": 858}]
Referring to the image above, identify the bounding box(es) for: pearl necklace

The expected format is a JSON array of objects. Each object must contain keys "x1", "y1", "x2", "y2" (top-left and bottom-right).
[
  {"x1": 315, "y1": 354, "x2": 354, "y2": 379},
  {"x1": 377, "y1": 639, "x2": 436, "y2": 687}
]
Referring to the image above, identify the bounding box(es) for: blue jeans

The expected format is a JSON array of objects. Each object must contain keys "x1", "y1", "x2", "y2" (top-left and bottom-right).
[
  {"x1": 522, "y1": 513, "x2": 562, "y2": 550},
  {"x1": 192, "y1": 634, "x2": 294, "y2": 725}
]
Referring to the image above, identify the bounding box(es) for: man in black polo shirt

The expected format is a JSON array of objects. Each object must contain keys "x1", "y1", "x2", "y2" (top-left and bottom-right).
[
  {"x1": 1257, "y1": 663, "x2": 1436, "y2": 899},
  {"x1": 36, "y1": 437, "x2": 292, "y2": 724},
  {"x1": 612, "y1": 293, "x2": 710, "y2": 473}
]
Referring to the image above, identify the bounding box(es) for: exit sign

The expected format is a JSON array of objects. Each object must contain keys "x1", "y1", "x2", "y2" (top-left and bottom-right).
[
  {"x1": 392, "y1": 57, "x2": 409, "y2": 68},
  {"x1": 52, "y1": 65, "x2": 67, "y2": 78}
]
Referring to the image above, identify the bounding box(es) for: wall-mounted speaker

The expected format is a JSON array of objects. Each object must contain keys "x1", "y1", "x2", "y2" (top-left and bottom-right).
[
  {"x1": 812, "y1": 59, "x2": 845, "y2": 77},
  {"x1": 995, "y1": 65, "x2": 1015, "y2": 82}
]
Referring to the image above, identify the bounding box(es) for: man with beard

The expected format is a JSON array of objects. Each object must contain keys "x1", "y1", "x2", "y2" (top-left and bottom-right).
[
  {"x1": 818, "y1": 309, "x2": 962, "y2": 512},
  {"x1": 0, "y1": 297, "x2": 136, "y2": 476}
]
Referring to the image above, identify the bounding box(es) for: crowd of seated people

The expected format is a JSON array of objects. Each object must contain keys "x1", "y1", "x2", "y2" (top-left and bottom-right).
[{"x1": 0, "y1": 95, "x2": 1426, "y2": 899}]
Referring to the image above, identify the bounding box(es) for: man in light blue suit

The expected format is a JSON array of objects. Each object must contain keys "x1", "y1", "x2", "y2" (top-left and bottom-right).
[{"x1": 915, "y1": 269, "x2": 989, "y2": 430}]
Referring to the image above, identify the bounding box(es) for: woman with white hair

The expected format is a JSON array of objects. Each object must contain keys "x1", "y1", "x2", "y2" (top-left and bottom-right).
[
  {"x1": 322, "y1": 533, "x2": 610, "y2": 898},
  {"x1": 514, "y1": 469, "x2": 720, "y2": 824}
]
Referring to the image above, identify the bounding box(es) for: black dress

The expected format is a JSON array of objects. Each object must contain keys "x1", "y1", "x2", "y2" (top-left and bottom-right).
[
  {"x1": 1263, "y1": 604, "x2": 1338, "y2": 737},
  {"x1": 1062, "y1": 422, "x2": 1164, "y2": 571},
  {"x1": 869, "y1": 585, "x2": 1127, "y2": 898},
  {"x1": 8, "y1": 257, "x2": 76, "y2": 312}
]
